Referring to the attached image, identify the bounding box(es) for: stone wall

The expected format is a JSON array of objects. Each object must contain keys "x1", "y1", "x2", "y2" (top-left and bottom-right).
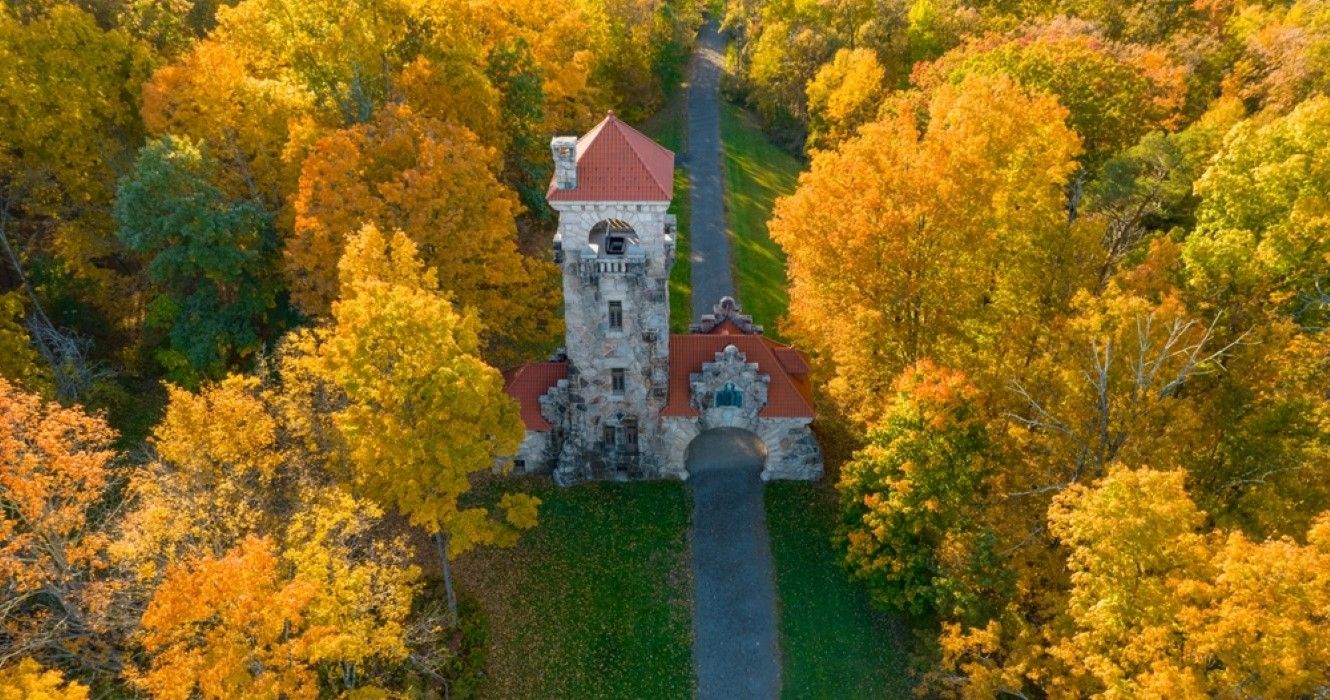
[
  {"x1": 690, "y1": 344, "x2": 768, "y2": 432},
  {"x1": 511, "y1": 430, "x2": 553, "y2": 474},
  {"x1": 756, "y1": 418, "x2": 823, "y2": 481},
  {"x1": 659, "y1": 416, "x2": 697, "y2": 480},
  {"x1": 550, "y1": 200, "x2": 676, "y2": 483}
]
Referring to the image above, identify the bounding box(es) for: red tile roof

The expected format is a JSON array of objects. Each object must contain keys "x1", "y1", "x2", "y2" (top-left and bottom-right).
[
  {"x1": 503, "y1": 362, "x2": 567, "y2": 431},
  {"x1": 547, "y1": 113, "x2": 674, "y2": 202},
  {"x1": 663, "y1": 335, "x2": 815, "y2": 418},
  {"x1": 773, "y1": 347, "x2": 810, "y2": 375}
]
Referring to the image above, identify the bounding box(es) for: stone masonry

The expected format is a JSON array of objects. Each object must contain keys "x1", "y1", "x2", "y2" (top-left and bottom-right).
[{"x1": 502, "y1": 113, "x2": 822, "y2": 484}]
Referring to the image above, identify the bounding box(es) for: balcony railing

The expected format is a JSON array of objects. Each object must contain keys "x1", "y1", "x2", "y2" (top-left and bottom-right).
[{"x1": 574, "y1": 252, "x2": 646, "y2": 276}]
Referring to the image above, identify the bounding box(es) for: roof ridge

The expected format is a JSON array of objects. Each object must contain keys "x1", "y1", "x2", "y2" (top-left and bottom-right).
[{"x1": 606, "y1": 116, "x2": 674, "y2": 194}]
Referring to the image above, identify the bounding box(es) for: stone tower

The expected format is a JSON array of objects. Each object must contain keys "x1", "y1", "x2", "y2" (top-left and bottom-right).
[{"x1": 545, "y1": 113, "x2": 677, "y2": 482}]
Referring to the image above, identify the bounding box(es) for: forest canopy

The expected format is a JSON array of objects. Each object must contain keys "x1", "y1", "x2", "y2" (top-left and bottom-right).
[
  {"x1": 3, "y1": 0, "x2": 1330, "y2": 696},
  {"x1": 755, "y1": 0, "x2": 1330, "y2": 695},
  {"x1": 0, "y1": 0, "x2": 700, "y2": 695}
]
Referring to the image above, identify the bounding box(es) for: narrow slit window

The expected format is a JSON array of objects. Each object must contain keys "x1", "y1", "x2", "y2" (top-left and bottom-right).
[
  {"x1": 608, "y1": 300, "x2": 623, "y2": 330},
  {"x1": 623, "y1": 421, "x2": 638, "y2": 450}
]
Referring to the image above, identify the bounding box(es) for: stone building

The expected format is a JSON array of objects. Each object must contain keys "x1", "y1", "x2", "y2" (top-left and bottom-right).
[{"x1": 503, "y1": 113, "x2": 822, "y2": 484}]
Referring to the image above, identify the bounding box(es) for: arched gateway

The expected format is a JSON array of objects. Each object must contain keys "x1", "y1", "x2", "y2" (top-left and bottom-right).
[
  {"x1": 685, "y1": 428, "x2": 767, "y2": 476},
  {"x1": 500, "y1": 112, "x2": 823, "y2": 484}
]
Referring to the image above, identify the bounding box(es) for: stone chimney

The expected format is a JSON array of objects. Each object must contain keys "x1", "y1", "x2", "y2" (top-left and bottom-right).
[{"x1": 551, "y1": 136, "x2": 578, "y2": 190}]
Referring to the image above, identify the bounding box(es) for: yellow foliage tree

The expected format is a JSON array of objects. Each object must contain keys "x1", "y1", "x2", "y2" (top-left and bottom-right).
[
  {"x1": 1044, "y1": 466, "x2": 1210, "y2": 697},
  {"x1": 939, "y1": 465, "x2": 1330, "y2": 698},
  {"x1": 119, "y1": 373, "x2": 427, "y2": 694},
  {"x1": 771, "y1": 74, "x2": 1092, "y2": 426},
  {"x1": 806, "y1": 48, "x2": 887, "y2": 152},
  {"x1": 283, "y1": 490, "x2": 420, "y2": 678},
  {"x1": 0, "y1": 291, "x2": 51, "y2": 395},
  {"x1": 0, "y1": 4, "x2": 151, "y2": 291},
  {"x1": 296, "y1": 224, "x2": 538, "y2": 620},
  {"x1": 0, "y1": 658, "x2": 89, "y2": 700},
  {"x1": 114, "y1": 376, "x2": 286, "y2": 576}
]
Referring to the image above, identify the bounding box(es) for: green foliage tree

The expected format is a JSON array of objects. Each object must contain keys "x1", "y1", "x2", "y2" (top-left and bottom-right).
[
  {"x1": 115, "y1": 136, "x2": 283, "y2": 384},
  {"x1": 1184, "y1": 95, "x2": 1330, "y2": 329},
  {"x1": 838, "y1": 362, "x2": 1004, "y2": 621}
]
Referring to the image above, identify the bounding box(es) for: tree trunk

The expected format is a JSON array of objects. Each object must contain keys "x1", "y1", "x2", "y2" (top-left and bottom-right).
[{"x1": 434, "y1": 531, "x2": 458, "y2": 626}]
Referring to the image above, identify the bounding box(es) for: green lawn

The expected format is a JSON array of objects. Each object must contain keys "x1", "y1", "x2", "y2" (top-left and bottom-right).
[
  {"x1": 721, "y1": 101, "x2": 803, "y2": 340},
  {"x1": 640, "y1": 103, "x2": 693, "y2": 332},
  {"x1": 766, "y1": 482, "x2": 912, "y2": 699},
  {"x1": 454, "y1": 479, "x2": 694, "y2": 699}
]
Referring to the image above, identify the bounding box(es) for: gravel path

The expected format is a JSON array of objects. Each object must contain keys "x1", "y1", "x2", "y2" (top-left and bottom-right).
[
  {"x1": 681, "y1": 18, "x2": 782, "y2": 699},
  {"x1": 688, "y1": 425, "x2": 782, "y2": 700},
  {"x1": 687, "y1": 19, "x2": 735, "y2": 319}
]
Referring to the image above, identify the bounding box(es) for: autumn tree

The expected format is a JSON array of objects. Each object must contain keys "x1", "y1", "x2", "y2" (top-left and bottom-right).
[
  {"x1": 115, "y1": 136, "x2": 284, "y2": 384},
  {"x1": 0, "y1": 658, "x2": 89, "y2": 700},
  {"x1": 731, "y1": 0, "x2": 909, "y2": 144},
  {"x1": 118, "y1": 373, "x2": 428, "y2": 694},
  {"x1": 805, "y1": 48, "x2": 887, "y2": 151},
  {"x1": 838, "y1": 362, "x2": 1003, "y2": 621},
  {"x1": 0, "y1": 380, "x2": 121, "y2": 676},
  {"x1": 771, "y1": 74, "x2": 1092, "y2": 426},
  {"x1": 135, "y1": 536, "x2": 325, "y2": 699},
  {"x1": 114, "y1": 376, "x2": 288, "y2": 574},
  {"x1": 140, "y1": 39, "x2": 318, "y2": 212},
  {"x1": 287, "y1": 105, "x2": 561, "y2": 364},
  {"x1": 0, "y1": 4, "x2": 150, "y2": 296},
  {"x1": 1081, "y1": 96, "x2": 1245, "y2": 286},
  {"x1": 939, "y1": 465, "x2": 1330, "y2": 697},
  {"x1": 211, "y1": 0, "x2": 482, "y2": 127},
  {"x1": 1176, "y1": 96, "x2": 1330, "y2": 535},
  {"x1": 904, "y1": 0, "x2": 979, "y2": 65},
  {"x1": 0, "y1": 292, "x2": 51, "y2": 395},
  {"x1": 296, "y1": 225, "x2": 538, "y2": 621},
  {"x1": 1224, "y1": 0, "x2": 1330, "y2": 114},
  {"x1": 913, "y1": 19, "x2": 1186, "y2": 167},
  {"x1": 1043, "y1": 466, "x2": 1210, "y2": 696},
  {"x1": 1006, "y1": 286, "x2": 1235, "y2": 494},
  {"x1": 1183, "y1": 95, "x2": 1330, "y2": 329}
]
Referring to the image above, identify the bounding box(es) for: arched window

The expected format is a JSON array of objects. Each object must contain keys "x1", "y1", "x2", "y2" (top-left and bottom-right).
[
  {"x1": 589, "y1": 219, "x2": 638, "y2": 256},
  {"x1": 715, "y1": 382, "x2": 742, "y2": 408}
]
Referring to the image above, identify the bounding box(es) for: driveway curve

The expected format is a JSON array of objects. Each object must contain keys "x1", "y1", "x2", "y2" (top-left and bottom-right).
[{"x1": 688, "y1": 428, "x2": 781, "y2": 699}]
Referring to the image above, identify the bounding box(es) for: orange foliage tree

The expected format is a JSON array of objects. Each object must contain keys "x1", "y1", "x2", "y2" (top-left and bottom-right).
[
  {"x1": 287, "y1": 105, "x2": 561, "y2": 364},
  {"x1": 135, "y1": 536, "x2": 324, "y2": 699},
  {"x1": 0, "y1": 380, "x2": 121, "y2": 674}
]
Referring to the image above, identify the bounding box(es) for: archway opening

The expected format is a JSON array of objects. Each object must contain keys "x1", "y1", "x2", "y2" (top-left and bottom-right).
[
  {"x1": 684, "y1": 427, "x2": 767, "y2": 476},
  {"x1": 588, "y1": 219, "x2": 639, "y2": 256}
]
